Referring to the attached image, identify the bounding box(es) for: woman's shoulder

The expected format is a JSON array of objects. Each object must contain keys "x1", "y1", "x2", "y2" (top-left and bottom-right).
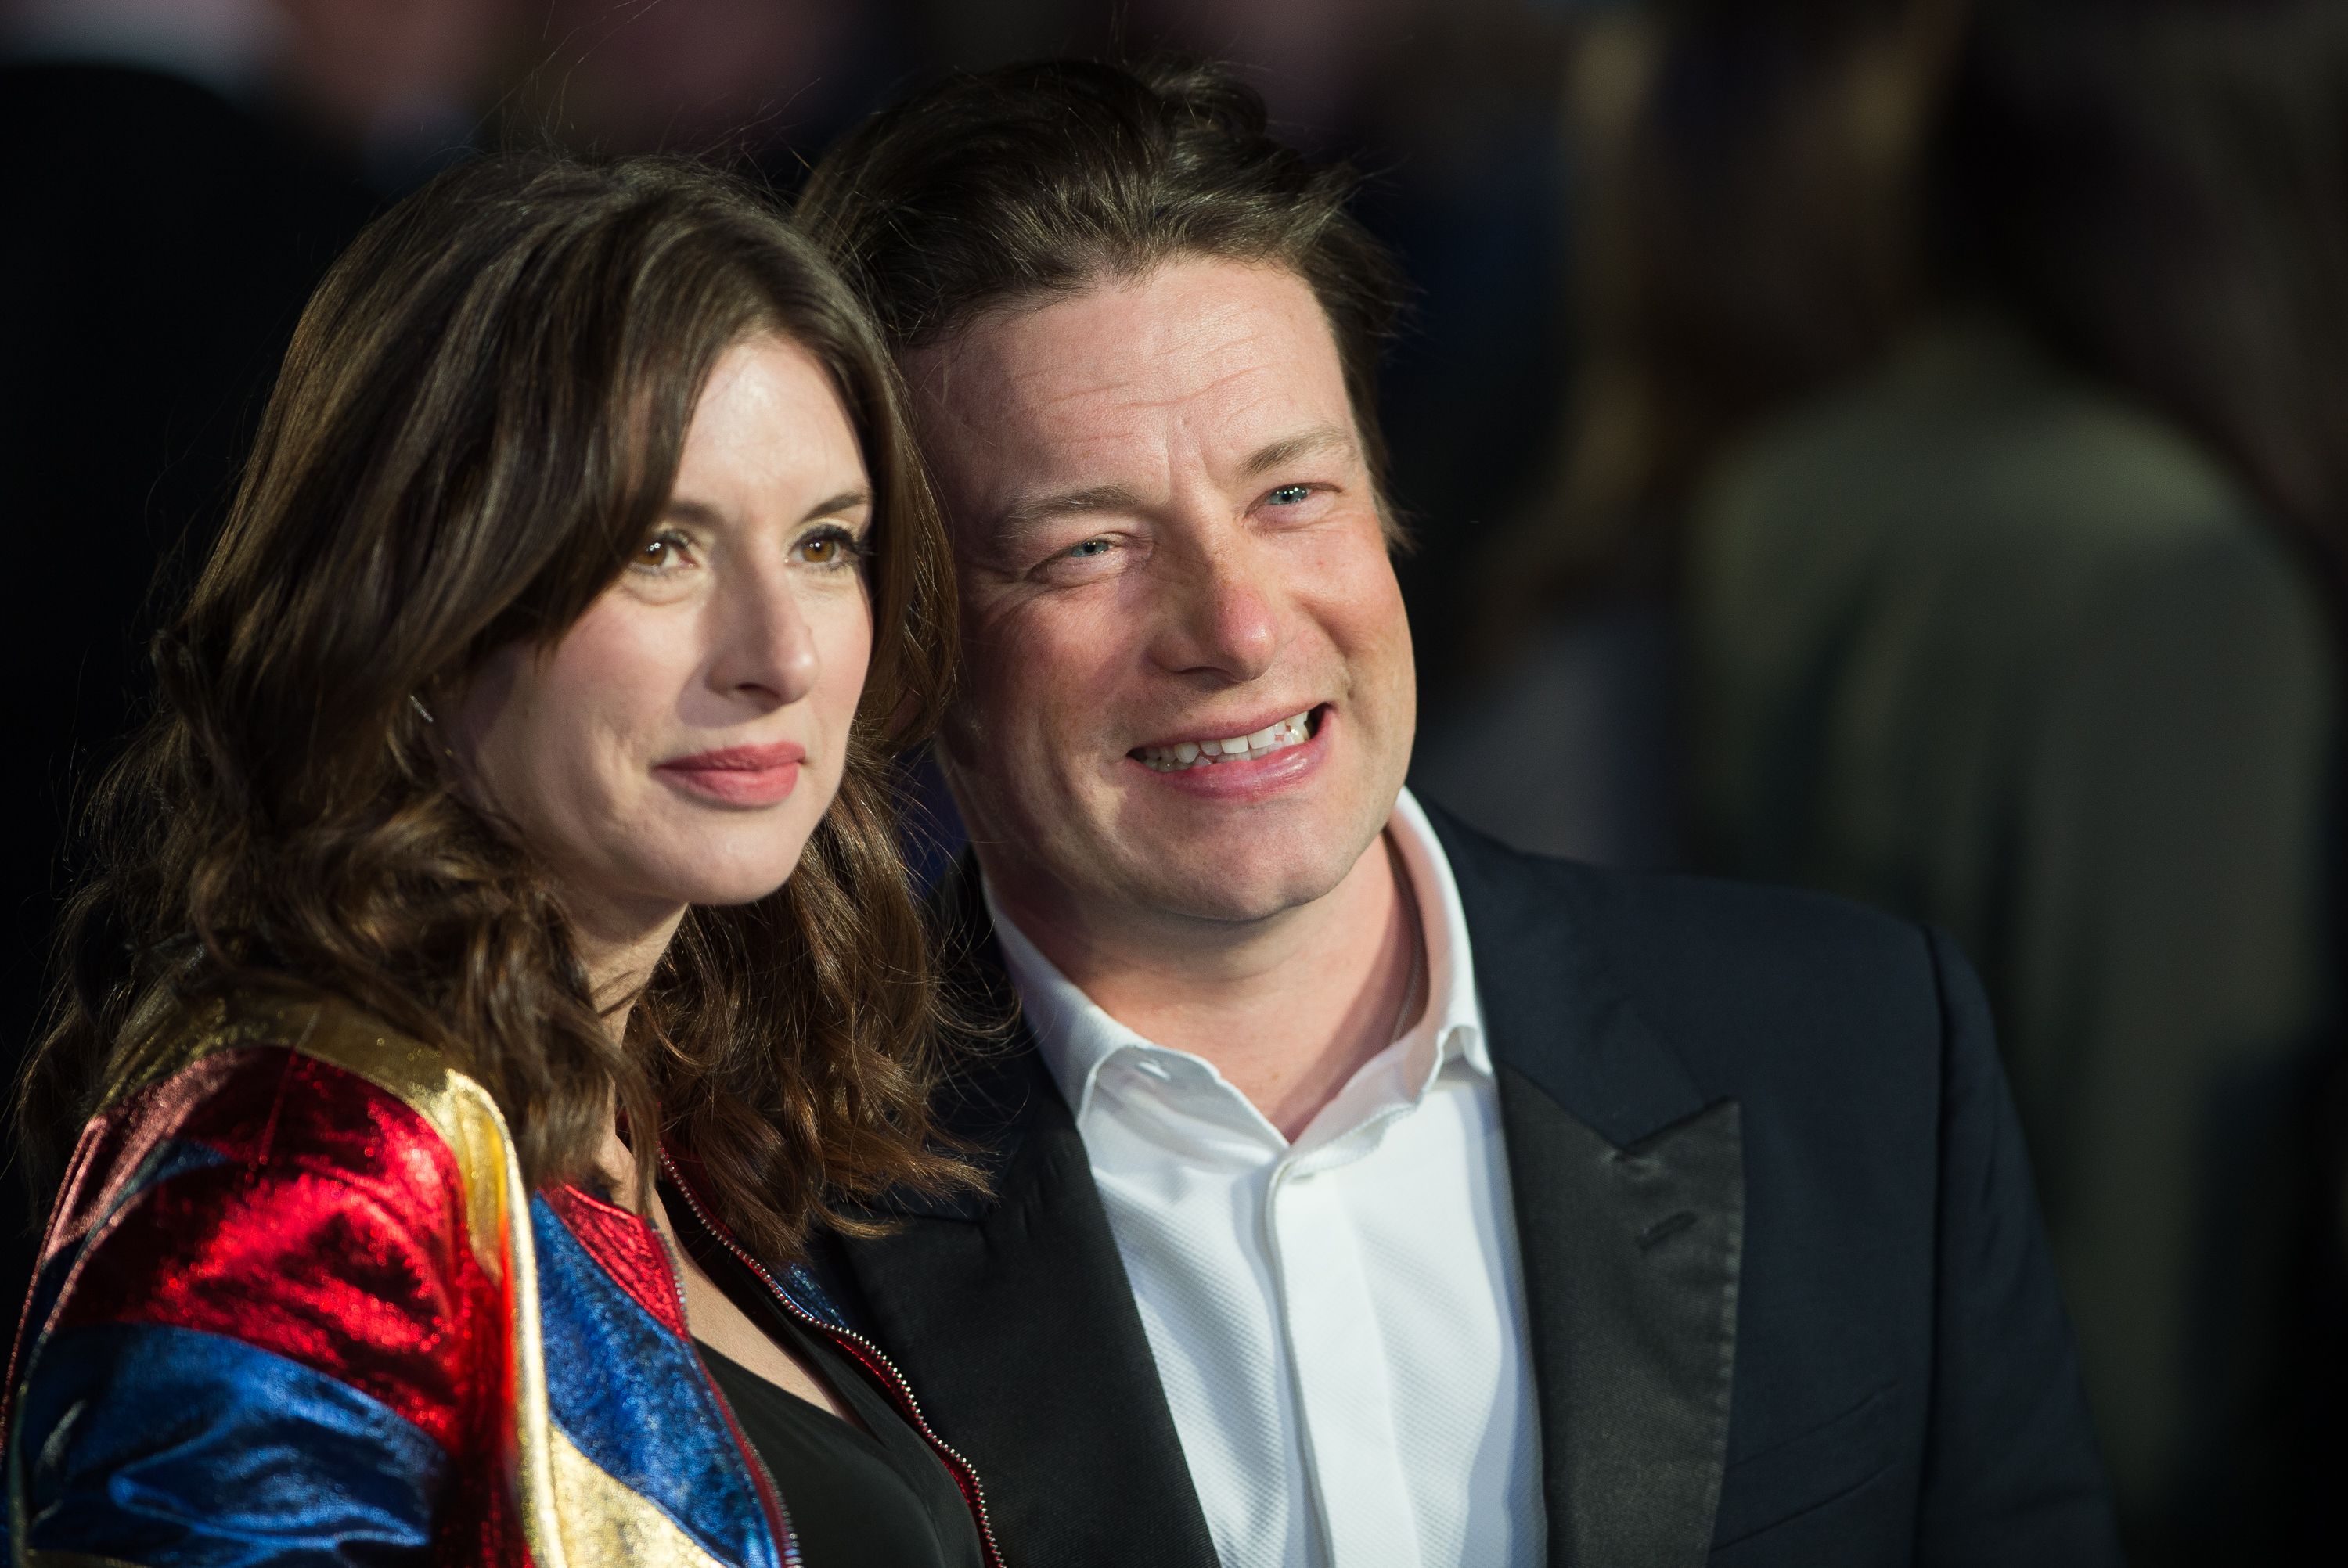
[
  {"x1": 13, "y1": 980, "x2": 533, "y2": 1568},
  {"x1": 128, "y1": 976, "x2": 490, "y2": 1119},
  {"x1": 63, "y1": 978, "x2": 522, "y2": 1254}
]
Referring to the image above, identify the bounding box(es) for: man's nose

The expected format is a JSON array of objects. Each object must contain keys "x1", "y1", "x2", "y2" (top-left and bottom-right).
[
  {"x1": 708, "y1": 563, "x2": 821, "y2": 707},
  {"x1": 1147, "y1": 534, "x2": 1285, "y2": 683}
]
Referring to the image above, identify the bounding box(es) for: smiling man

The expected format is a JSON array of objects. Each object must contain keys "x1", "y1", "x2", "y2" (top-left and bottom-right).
[{"x1": 797, "y1": 59, "x2": 2121, "y2": 1568}]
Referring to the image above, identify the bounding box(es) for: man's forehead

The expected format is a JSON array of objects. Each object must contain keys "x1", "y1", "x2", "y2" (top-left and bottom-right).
[{"x1": 904, "y1": 260, "x2": 1352, "y2": 469}]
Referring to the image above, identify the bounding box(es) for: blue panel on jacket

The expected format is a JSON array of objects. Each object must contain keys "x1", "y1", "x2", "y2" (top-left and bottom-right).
[
  {"x1": 9, "y1": 1320, "x2": 445, "y2": 1567},
  {"x1": 531, "y1": 1196, "x2": 782, "y2": 1568}
]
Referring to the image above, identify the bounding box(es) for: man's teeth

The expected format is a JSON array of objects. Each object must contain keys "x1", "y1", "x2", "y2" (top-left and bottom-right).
[{"x1": 1136, "y1": 712, "x2": 1313, "y2": 771}]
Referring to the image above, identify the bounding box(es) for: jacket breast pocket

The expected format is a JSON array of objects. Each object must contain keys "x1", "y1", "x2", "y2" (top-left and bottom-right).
[{"x1": 1709, "y1": 1381, "x2": 1908, "y2": 1555}]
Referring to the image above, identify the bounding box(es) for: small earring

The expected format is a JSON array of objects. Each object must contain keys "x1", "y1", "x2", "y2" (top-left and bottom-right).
[{"x1": 410, "y1": 694, "x2": 437, "y2": 725}]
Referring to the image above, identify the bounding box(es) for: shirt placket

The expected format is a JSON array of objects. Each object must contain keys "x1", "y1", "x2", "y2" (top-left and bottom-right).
[{"x1": 1265, "y1": 1135, "x2": 1424, "y2": 1568}]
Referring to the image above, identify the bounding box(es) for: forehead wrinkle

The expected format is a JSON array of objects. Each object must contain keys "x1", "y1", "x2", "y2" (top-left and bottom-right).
[
  {"x1": 923, "y1": 264, "x2": 1326, "y2": 428},
  {"x1": 1000, "y1": 282, "x2": 1296, "y2": 417}
]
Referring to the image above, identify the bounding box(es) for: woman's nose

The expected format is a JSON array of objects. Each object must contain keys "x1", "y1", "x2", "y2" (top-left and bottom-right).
[{"x1": 708, "y1": 564, "x2": 820, "y2": 707}]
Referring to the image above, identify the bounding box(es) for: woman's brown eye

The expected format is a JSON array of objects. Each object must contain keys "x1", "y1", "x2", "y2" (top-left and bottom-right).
[
  {"x1": 802, "y1": 537, "x2": 837, "y2": 563},
  {"x1": 632, "y1": 530, "x2": 690, "y2": 570}
]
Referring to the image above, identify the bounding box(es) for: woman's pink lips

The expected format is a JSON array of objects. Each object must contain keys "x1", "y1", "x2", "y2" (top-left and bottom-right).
[{"x1": 654, "y1": 742, "x2": 805, "y2": 807}]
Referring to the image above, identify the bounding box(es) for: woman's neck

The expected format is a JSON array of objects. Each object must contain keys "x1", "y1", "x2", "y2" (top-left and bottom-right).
[{"x1": 564, "y1": 891, "x2": 689, "y2": 1047}]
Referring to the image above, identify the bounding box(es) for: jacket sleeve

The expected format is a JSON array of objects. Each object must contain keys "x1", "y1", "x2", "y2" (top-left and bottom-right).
[
  {"x1": 5, "y1": 1045, "x2": 498, "y2": 1566},
  {"x1": 1915, "y1": 925, "x2": 2125, "y2": 1566}
]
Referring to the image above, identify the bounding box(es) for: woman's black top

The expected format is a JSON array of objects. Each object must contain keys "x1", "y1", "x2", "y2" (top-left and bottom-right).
[{"x1": 696, "y1": 1308, "x2": 984, "y2": 1568}]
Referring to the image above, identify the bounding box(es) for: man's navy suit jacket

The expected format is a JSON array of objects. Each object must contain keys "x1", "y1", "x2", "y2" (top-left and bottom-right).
[{"x1": 818, "y1": 807, "x2": 2123, "y2": 1566}]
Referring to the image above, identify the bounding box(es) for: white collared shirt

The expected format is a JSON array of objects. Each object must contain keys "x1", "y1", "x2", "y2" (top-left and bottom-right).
[{"x1": 986, "y1": 789, "x2": 1545, "y2": 1568}]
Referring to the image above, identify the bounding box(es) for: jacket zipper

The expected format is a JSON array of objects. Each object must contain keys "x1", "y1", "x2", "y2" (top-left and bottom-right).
[
  {"x1": 646, "y1": 1208, "x2": 804, "y2": 1568},
  {"x1": 657, "y1": 1148, "x2": 1008, "y2": 1568}
]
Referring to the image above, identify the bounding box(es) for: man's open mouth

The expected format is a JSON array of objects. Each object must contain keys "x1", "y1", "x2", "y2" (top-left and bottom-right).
[{"x1": 1131, "y1": 706, "x2": 1324, "y2": 772}]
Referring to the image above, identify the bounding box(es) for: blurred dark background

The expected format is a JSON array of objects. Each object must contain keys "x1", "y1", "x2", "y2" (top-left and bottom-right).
[{"x1": 2, "y1": 1, "x2": 2339, "y2": 1561}]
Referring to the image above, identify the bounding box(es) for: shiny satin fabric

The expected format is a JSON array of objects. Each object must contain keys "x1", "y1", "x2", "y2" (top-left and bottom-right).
[{"x1": 2, "y1": 987, "x2": 794, "y2": 1568}]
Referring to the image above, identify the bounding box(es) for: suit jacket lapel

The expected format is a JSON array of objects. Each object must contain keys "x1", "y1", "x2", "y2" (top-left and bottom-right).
[
  {"x1": 835, "y1": 861, "x2": 1218, "y2": 1568},
  {"x1": 1433, "y1": 811, "x2": 1745, "y2": 1568},
  {"x1": 1499, "y1": 1075, "x2": 1743, "y2": 1568}
]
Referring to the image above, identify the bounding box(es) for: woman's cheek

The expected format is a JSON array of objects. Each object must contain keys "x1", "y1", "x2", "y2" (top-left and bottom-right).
[
  {"x1": 554, "y1": 592, "x2": 682, "y2": 694},
  {"x1": 811, "y1": 588, "x2": 876, "y2": 733}
]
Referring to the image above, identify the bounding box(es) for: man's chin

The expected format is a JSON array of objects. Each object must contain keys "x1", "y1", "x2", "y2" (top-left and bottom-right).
[{"x1": 1099, "y1": 835, "x2": 1370, "y2": 929}]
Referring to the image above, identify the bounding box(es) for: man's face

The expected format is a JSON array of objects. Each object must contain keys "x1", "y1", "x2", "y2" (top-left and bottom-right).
[{"x1": 909, "y1": 259, "x2": 1416, "y2": 933}]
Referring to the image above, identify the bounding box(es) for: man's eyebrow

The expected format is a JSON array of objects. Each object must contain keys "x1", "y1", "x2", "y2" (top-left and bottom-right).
[
  {"x1": 991, "y1": 482, "x2": 1151, "y2": 538},
  {"x1": 1242, "y1": 425, "x2": 1358, "y2": 478},
  {"x1": 979, "y1": 428, "x2": 1357, "y2": 545}
]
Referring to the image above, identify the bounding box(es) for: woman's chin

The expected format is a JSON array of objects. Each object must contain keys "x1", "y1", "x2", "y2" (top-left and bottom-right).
[
  {"x1": 578, "y1": 845, "x2": 812, "y2": 922},
  {"x1": 692, "y1": 873, "x2": 803, "y2": 908},
  {"x1": 668, "y1": 848, "x2": 818, "y2": 910}
]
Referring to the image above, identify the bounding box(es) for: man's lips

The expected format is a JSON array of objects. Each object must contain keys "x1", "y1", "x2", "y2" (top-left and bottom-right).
[
  {"x1": 1128, "y1": 703, "x2": 1327, "y2": 768},
  {"x1": 654, "y1": 742, "x2": 805, "y2": 807},
  {"x1": 1123, "y1": 704, "x2": 1332, "y2": 799}
]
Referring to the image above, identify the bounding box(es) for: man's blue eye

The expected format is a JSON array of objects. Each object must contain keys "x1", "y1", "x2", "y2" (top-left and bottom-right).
[
  {"x1": 1069, "y1": 538, "x2": 1113, "y2": 558},
  {"x1": 1268, "y1": 485, "x2": 1313, "y2": 506}
]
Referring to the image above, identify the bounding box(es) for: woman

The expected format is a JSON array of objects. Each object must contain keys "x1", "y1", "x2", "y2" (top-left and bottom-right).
[{"x1": 3, "y1": 154, "x2": 997, "y2": 1568}]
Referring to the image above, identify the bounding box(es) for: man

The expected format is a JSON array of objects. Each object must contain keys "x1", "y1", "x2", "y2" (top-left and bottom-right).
[{"x1": 796, "y1": 59, "x2": 2121, "y2": 1568}]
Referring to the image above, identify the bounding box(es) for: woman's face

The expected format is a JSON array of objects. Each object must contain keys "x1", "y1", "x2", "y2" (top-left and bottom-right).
[{"x1": 453, "y1": 333, "x2": 876, "y2": 940}]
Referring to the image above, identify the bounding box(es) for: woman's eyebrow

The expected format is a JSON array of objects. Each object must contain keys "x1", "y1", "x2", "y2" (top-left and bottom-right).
[
  {"x1": 801, "y1": 488, "x2": 873, "y2": 523},
  {"x1": 660, "y1": 490, "x2": 874, "y2": 527},
  {"x1": 663, "y1": 497, "x2": 725, "y2": 526}
]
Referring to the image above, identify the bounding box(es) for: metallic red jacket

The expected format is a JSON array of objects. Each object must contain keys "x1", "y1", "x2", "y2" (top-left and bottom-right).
[{"x1": 4, "y1": 984, "x2": 1000, "y2": 1567}]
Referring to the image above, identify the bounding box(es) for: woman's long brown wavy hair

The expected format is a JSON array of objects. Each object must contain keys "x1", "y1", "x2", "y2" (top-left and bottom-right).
[{"x1": 15, "y1": 153, "x2": 974, "y2": 1259}]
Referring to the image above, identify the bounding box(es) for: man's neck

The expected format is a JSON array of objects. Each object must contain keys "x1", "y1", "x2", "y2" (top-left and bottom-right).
[{"x1": 989, "y1": 832, "x2": 1424, "y2": 1142}]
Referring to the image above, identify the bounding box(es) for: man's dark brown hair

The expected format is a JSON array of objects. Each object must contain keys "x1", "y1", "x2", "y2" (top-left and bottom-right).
[{"x1": 796, "y1": 58, "x2": 1410, "y2": 523}]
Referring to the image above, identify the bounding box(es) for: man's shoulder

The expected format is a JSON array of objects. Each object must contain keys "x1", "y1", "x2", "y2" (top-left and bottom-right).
[
  {"x1": 1431, "y1": 805, "x2": 1953, "y2": 1096},
  {"x1": 1438, "y1": 804, "x2": 1935, "y2": 984}
]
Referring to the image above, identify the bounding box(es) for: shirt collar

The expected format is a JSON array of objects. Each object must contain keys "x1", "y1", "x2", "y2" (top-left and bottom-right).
[
  {"x1": 1389, "y1": 785, "x2": 1491, "y2": 1076},
  {"x1": 985, "y1": 786, "x2": 1489, "y2": 1127}
]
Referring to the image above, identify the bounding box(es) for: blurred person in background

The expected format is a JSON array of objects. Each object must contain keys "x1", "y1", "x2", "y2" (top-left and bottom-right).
[
  {"x1": 1474, "y1": 0, "x2": 2345, "y2": 1557},
  {"x1": 521, "y1": 0, "x2": 897, "y2": 182},
  {"x1": 0, "y1": 0, "x2": 521, "y2": 1317}
]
